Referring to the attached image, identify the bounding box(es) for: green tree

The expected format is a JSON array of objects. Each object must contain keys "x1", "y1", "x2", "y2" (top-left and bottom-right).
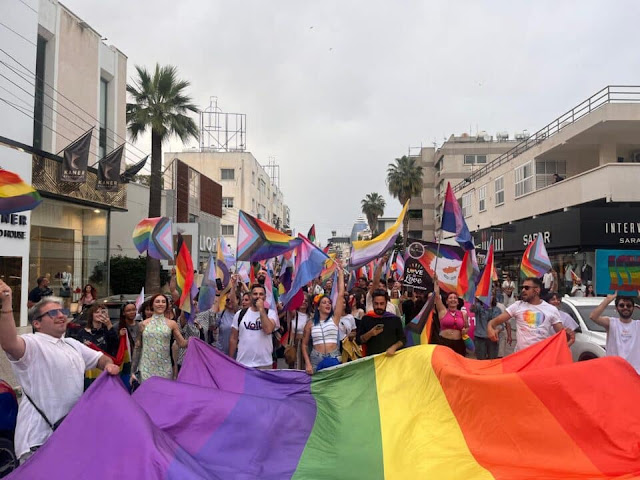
[
  {"x1": 361, "y1": 192, "x2": 386, "y2": 236},
  {"x1": 386, "y1": 155, "x2": 423, "y2": 249},
  {"x1": 127, "y1": 64, "x2": 199, "y2": 293},
  {"x1": 90, "y1": 256, "x2": 170, "y2": 295}
]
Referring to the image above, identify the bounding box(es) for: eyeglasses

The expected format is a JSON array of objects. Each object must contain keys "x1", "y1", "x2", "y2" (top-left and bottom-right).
[
  {"x1": 521, "y1": 286, "x2": 538, "y2": 291},
  {"x1": 618, "y1": 303, "x2": 634, "y2": 309},
  {"x1": 37, "y1": 308, "x2": 64, "y2": 320}
]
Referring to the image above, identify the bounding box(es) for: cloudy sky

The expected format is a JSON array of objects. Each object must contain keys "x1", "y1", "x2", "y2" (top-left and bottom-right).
[{"x1": 62, "y1": 0, "x2": 640, "y2": 242}]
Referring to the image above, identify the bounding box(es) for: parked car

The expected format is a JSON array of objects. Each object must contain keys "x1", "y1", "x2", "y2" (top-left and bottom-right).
[
  {"x1": 560, "y1": 296, "x2": 640, "y2": 362},
  {"x1": 0, "y1": 380, "x2": 18, "y2": 477}
]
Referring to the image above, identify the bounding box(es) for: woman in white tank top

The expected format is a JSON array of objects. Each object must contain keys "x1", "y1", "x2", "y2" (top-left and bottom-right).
[{"x1": 302, "y1": 269, "x2": 344, "y2": 374}]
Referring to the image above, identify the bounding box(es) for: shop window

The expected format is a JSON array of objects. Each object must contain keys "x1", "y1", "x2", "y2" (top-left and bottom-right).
[
  {"x1": 221, "y1": 224, "x2": 234, "y2": 236},
  {"x1": 462, "y1": 192, "x2": 473, "y2": 218},
  {"x1": 515, "y1": 162, "x2": 533, "y2": 198},
  {"x1": 495, "y1": 176, "x2": 504, "y2": 206},
  {"x1": 221, "y1": 168, "x2": 235, "y2": 180},
  {"x1": 478, "y1": 184, "x2": 487, "y2": 212}
]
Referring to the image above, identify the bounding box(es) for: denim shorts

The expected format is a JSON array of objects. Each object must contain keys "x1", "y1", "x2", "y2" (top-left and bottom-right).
[{"x1": 310, "y1": 348, "x2": 341, "y2": 372}]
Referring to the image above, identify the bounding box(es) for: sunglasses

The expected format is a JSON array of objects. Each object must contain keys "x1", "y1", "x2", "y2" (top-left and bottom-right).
[
  {"x1": 521, "y1": 286, "x2": 538, "y2": 291},
  {"x1": 618, "y1": 303, "x2": 634, "y2": 309},
  {"x1": 37, "y1": 308, "x2": 64, "y2": 320}
]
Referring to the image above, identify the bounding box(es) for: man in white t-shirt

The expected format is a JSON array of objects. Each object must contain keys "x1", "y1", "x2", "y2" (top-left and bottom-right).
[
  {"x1": 487, "y1": 277, "x2": 574, "y2": 351},
  {"x1": 229, "y1": 284, "x2": 279, "y2": 369},
  {"x1": 0, "y1": 280, "x2": 120, "y2": 464},
  {"x1": 589, "y1": 292, "x2": 640, "y2": 374}
]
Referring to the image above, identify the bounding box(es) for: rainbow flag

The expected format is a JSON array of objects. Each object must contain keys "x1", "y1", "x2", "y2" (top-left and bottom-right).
[
  {"x1": 320, "y1": 254, "x2": 337, "y2": 284},
  {"x1": 20, "y1": 333, "x2": 640, "y2": 479},
  {"x1": 441, "y1": 182, "x2": 474, "y2": 250},
  {"x1": 404, "y1": 294, "x2": 435, "y2": 347},
  {"x1": 175, "y1": 233, "x2": 196, "y2": 316},
  {"x1": 132, "y1": 217, "x2": 174, "y2": 261},
  {"x1": 0, "y1": 168, "x2": 42, "y2": 215},
  {"x1": 280, "y1": 234, "x2": 328, "y2": 309},
  {"x1": 521, "y1": 232, "x2": 552, "y2": 278},
  {"x1": 349, "y1": 201, "x2": 409, "y2": 268},
  {"x1": 474, "y1": 238, "x2": 494, "y2": 307},
  {"x1": 457, "y1": 249, "x2": 480, "y2": 302},
  {"x1": 83, "y1": 331, "x2": 132, "y2": 391},
  {"x1": 236, "y1": 210, "x2": 301, "y2": 262}
]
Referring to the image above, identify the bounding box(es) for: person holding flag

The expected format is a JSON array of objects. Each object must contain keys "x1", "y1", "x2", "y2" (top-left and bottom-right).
[{"x1": 432, "y1": 273, "x2": 469, "y2": 355}]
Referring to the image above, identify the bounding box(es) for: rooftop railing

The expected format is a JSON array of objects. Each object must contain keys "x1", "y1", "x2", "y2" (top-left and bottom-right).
[{"x1": 453, "y1": 85, "x2": 640, "y2": 192}]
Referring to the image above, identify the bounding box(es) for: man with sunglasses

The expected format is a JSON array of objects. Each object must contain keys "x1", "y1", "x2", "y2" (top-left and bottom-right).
[
  {"x1": 590, "y1": 292, "x2": 640, "y2": 374},
  {"x1": 0, "y1": 280, "x2": 120, "y2": 464},
  {"x1": 487, "y1": 277, "x2": 574, "y2": 351}
]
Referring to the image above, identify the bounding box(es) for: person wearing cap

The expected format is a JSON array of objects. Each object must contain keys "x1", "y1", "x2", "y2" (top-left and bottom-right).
[{"x1": 0, "y1": 280, "x2": 120, "y2": 464}]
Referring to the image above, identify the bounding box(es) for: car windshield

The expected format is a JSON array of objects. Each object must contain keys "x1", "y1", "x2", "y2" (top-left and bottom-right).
[{"x1": 575, "y1": 305, "x2": 640, "y2": 333}]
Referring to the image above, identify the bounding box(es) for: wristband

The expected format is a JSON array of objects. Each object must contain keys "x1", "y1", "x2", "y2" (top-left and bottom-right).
[{"x1": 1, "y1": 310, "x2": 13, "y2": 314}]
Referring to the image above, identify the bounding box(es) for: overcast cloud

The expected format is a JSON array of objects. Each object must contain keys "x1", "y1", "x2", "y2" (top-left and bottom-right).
[{"x1": 62, "y1": 0, "x2": 640, "y2": 243}]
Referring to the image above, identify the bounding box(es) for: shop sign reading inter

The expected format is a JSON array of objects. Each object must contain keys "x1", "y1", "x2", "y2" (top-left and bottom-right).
[
  {"x1": 0, "y1": 214, "x2": 28, "y2": 240},
  {"x1": 604, "y1": 222, "x2": 640, "y2": 244}
]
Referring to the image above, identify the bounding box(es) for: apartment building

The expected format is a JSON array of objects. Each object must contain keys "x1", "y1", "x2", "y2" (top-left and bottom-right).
[
  {"x1": 407, "y1": 135, "x2": 520, "y2": 241},
  {"x1": 454, "y1": 86, "x2": 640, "y2": 290},
  {"x1": 164, "y1": 150, "x2": 289, "y2": 253},
  {"x1": 0, "y1": 0, "x2": 128, "y2": 325}
]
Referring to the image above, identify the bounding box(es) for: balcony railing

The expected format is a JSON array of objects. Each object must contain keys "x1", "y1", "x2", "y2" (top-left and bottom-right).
[{"x1": 453, "y1": 85, "x2": 640, "y2": 192}]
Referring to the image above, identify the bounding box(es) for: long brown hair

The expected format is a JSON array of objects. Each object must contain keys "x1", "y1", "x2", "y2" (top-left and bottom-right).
[{"x1": 80, "y1": 284, "x2": 98, "y2": 301}]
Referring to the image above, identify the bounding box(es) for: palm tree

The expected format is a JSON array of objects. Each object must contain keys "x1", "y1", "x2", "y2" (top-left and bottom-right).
[
  {"x1": 361, "y1": 193, "x2": 386, "y2": 235},
  {"x1": 127, "y1": 64, "x2": 199, "y2": 293},
  {"x1": 386, "y1": 155, "x2": 423, "y2": 249}
]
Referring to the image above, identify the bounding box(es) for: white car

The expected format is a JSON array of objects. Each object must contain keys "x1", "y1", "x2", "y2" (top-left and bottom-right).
[{"x1": 560, "y1": 296, "x2": 640, "y2": 362}]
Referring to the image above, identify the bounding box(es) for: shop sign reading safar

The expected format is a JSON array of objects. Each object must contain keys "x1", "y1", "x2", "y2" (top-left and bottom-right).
[{"x1": 0, "y1": 213, "x2": 28, "y2": 240}]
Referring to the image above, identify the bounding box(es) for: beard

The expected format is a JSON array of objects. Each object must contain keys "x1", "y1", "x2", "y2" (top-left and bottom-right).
[
  {"x1": 373, "y1": 308, "x2": 385, "y2": 316},
  {"x1": 619, "y1": 309, "x2": 634, "y2": 320}
]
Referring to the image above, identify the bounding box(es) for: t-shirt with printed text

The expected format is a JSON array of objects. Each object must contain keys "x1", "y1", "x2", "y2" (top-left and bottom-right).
[{"x1": 231, "y1": 308, "x2": 279, "y2": 368}]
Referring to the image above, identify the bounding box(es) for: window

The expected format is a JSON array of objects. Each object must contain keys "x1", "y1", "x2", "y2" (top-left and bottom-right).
[
  {"x1": 252, "y1": 171, "x2": 255, "y2": 184},
  {"x1": 464, "y1": 154, "x2": 487, "y2": 165},
  {"x1": 478, "y1": 184, "x2": 487, "y2": 212},
  {"x1": 189, "y1": 168, "x2": 200, "y2": 208},
  {"x1": 535, "y1": 159, "x2": 566, "y2": 189},
  {"x1": 99, "y1": 78, "x2": 108, "y2": 159},
  {"x1": 259, "y1": 178, "x2": 266, "y2": 194},
  {"x1": 408, "y1": 209, "x2": 423, "y2": 219},
  {"x1": 251, "y1": 198, "x2": 255, "y2": 211},
  {"x1": 222, "y1": 197, "x2": 234, "y2": 208},
  {"x1": 462, "y1": 192, "x2": 473, "y2": 218},
  {"x1": 221, "y1": 225, "x2": 234, "y2": 236},
  {"x1": 408, "y1": 231, "x2": 422, "y2": 239},
  {"x1": 495, "y1": 177, "x2": 504, "y2": 206},
  {"x1": 221, "y1": 168, "x2": 235, "y2": 180},
  {"x1": 515, "y1": 162, "x2": 534, "y2": 197},
  {"x1": 33, "y1": 35, "x2": 47, "y2": 150},
  {"x1": 258, "y1": 204, "x2": 266, "y2": 219}
]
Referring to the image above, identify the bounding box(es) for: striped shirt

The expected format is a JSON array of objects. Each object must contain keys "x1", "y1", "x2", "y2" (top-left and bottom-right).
[{"x1": 311, "y1": 319, "x2": 339, "y2": 346}]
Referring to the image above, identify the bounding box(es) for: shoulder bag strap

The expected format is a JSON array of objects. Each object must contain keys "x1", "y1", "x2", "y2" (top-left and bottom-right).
[{"x1": 23, "y1": 391, "x2": 54, "y2": 430}]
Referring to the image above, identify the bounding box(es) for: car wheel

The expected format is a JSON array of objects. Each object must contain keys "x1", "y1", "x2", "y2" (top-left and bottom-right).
[
  {"x1": 0, "y1": 437, "x2": 17, "y2": 478},
  {"x1": 579, "y1": 352, "x2": 598, "y2": 361}
]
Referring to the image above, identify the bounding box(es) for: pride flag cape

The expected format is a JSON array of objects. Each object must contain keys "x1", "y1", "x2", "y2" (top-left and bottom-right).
[
  {"x1": 441, "y1": 182, "x2": 474, "y2": 250},
  {"x1": 349, "y1": 201, "x2": 409, "y2": 268},
  {"x1": 16, "y1": 334, "x2": 640, "y2": 479},
  {"x1": 521, "y1": 232, "x2": 552, "y2": 278},
  {"x1": 236, "y1": 210, "x2": 301, "y2": 262},
  {"x1": 132, "y1": 217, "x2": 174, "y2": 261},
  {"x1": 475, "y1": 239, "x2": 494, "y2": 307},
  {"x1": 0, "y1": 168, "x2": 42, "y2": 215}
]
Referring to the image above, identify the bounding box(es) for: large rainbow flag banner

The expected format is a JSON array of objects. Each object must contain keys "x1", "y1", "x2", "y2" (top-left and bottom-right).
[
  {"x1": 521, "y1": 232, "x2": 552, "y2": 278},
  {"x1": 0, "y1": 168, "x2": 42, "y2": 215},
  {"x1": 13, "y1": 333, "x2": 640, "y2": 479},
  {"x1": 132, "y1": 217, "x2": 174, "y2": 261},
  {"x1": 236, "y1": 210, "x2": 301, "y2": 262},
  {"x1": 349, "y1": 201, "x2": 409, "y2": 268}
]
